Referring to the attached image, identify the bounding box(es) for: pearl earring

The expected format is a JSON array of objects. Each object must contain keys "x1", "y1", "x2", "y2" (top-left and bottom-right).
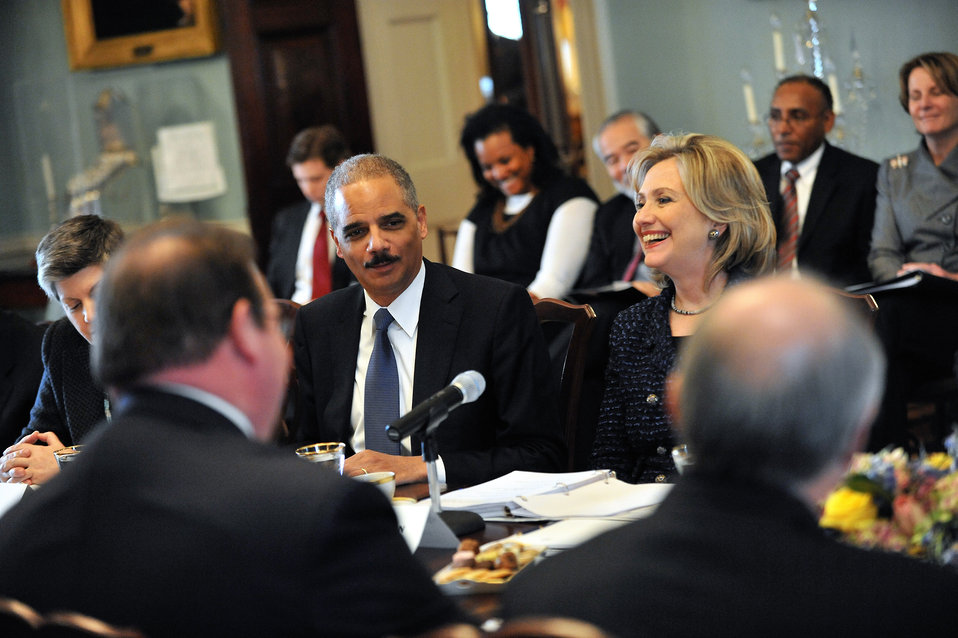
[{"x1": 708, "y1": 229, "x2": 720, "y2": 240}]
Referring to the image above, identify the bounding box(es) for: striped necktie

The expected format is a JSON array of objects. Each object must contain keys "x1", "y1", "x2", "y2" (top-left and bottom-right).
[
  {"x1": 777, "y1": 168, "x2": 800, "y2": 270},
  {"x1": 364, "y1": 309, "x2": 401, "y2": 454}
]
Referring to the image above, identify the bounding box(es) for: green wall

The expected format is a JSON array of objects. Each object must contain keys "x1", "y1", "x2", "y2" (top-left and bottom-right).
[{"x1": 0, "y1": 0, "x2": 246, "y2": 269}]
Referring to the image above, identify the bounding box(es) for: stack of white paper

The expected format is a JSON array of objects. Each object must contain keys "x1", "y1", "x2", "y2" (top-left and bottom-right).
[{"x1": 441, "y1": 470, "x2": 672, "y2": 520}]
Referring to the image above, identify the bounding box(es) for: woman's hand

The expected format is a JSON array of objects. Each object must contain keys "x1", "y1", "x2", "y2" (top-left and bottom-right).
[
  {"x1": 0, "y1": 431, "x2": 65, "y2": 485},
  {"x1": 897, "y1": 262, "x2": 958, "y2": 281}
]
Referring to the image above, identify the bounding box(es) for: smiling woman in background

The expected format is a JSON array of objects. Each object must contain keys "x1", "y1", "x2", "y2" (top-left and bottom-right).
[
  {"x1": 453, "y1": 103, "x2": 598, "y2": 300},
  {"x1": 1, "y1": 215, "x2": 123, "y2": 485},
  {"x1": 591, "y1": 133, "x2": 776, "y2": 484},
  {"x1": 866, "y1": 51, "x2": 958, "y2": 452}
]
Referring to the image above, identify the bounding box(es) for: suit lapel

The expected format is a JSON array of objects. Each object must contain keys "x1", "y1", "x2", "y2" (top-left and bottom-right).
[
  {"x1": 800, "y1": 144, "x2": 838, "y2": 249},
  {"x1": 332, "y1": 287, "x2": 365, "y2": 444},
  {"x1": 760, "y1": 157, "x2": 785, "y2": 235},
  {"x1": 412, "y1": 261, "x2": 461, "y2": 407}
]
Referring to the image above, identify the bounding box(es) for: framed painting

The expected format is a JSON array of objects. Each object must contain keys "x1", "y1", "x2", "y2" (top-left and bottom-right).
[{"x1": 61, "y1": 0, "x2": 220, "y2": 70}]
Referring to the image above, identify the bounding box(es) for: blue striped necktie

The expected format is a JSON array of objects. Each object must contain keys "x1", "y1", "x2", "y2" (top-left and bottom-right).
[{"x1": 364, "y1": 308, "x2": 401, "y2": 454}]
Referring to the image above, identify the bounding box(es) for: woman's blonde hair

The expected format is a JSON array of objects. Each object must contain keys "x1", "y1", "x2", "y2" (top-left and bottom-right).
[{"x1": 628, "y1": 133, "x2": 776, "y2": 288}]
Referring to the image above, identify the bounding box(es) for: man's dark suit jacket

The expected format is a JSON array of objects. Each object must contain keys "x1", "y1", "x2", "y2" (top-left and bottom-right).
[
  {"x1": 266, "y1": 200, "x2": 354, "y2": 299},
  {"x1": 502, "y1": 474, "x2": 958, "y2": 636},
  {"x1": 0, "y1": 311, "x2": 45, "y2": 448},
  {"x1": 293, "y1": 259, "x2": 564, "y2": 487},
  {"x1": 576, "y1": 194, "x2": 636, "y2": 289},
  {"x1": 0, "y1": 389, "x2": 463, "y2": 637},
  {"x1": 755, "y1": 142, "x2": 878, "y2": 286}
]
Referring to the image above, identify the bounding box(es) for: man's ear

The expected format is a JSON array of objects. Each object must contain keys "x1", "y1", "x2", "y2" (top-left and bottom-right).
[{"x1": 227, "y1": 298, "x2": 259, "y2": 363}]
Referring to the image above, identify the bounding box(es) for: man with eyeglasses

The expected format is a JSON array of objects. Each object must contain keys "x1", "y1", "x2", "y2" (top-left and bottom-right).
[{"x1": 754, "y1": 75, "x2": 878, "y2": 286}]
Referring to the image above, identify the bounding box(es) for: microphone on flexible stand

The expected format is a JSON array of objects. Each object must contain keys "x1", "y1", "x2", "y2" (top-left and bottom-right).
[
  {"x1": 385, "y1": 370, "x2": 487, "y2": 536},
  {"x1": 385, "y1": 370, "x2": 485, "y2": 442}
]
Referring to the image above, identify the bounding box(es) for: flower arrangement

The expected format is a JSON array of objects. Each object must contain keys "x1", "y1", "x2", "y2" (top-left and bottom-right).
[{"x1": 819, "y1": 440, "x2": 958, "y2": 567}]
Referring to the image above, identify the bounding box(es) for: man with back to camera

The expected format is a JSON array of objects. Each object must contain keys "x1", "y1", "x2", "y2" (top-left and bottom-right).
[
  {"x1": 0, "y1": 218, "x2": 476, "y2": 638},
  {"x1": 293, "y1": 153, "x2": 563, "y2": 488},
  {"x1": 501, "y1": 276, "x2": 958, "y2": 636},
  {"x1": 576, "y1": 109, "x2": 660, "y2": 294},
  {"x1": 754, "y1": 75, "x2": 878, "y2": 286},
  {"x1": 266, "y1": 124, "x2": 354, "y2": 302}
]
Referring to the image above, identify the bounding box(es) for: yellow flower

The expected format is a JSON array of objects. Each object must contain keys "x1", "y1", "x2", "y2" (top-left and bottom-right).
[
  {"x1": 924, "y1": 452, "x2": 952, "y2": 472},
  {"x1": 820, "y1": 487, "x2": 878, "y2": 533}
]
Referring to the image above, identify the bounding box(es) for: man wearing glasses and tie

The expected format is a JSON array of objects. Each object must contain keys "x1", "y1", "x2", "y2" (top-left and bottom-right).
[{"x1": 754, "y1": 75, "x2": 878, "y2": 286}]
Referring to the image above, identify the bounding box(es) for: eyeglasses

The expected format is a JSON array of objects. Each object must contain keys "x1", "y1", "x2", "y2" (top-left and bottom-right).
[{"x1": 764, "y1": 110, "x2": 826, "y2": 126}]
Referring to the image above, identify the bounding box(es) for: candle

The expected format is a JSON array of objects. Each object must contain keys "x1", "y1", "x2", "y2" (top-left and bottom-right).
[
  {"x1": 828, "y1": 73, "x2": 843, "y2": 115},
  {"x1": 743, "y1": 83, "x2": 759, "y2": 124},
  {"x1": 772, "y1": 31, "x2": 786, "y2": 73},
  {"x1": 41, "y1": 154, "x2": 55, "y2": 202}
]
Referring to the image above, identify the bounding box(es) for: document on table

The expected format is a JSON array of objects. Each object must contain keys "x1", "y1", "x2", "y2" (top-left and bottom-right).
[{"x1": 441, "y1": 470, "x2": 673, "y2": 520}]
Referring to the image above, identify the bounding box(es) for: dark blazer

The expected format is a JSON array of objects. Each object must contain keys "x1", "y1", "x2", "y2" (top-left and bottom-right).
[
  {"x1": 0, "y1": 389, "x2": 464, "y2": 638},
  {"x1": 502, "y1": 474, "x2": 958, "y2": 636},
  {"x1": 19, "y1": 317, "x2": 106, "y2": 446},
  {"x1": 0, "y1": 311, "x2": 45, "y2": 448},
  {"x1": 755, "y1": 142, "x2": 878, "y2": 286},
  {"x1": 266, "y1": 200, "x2": 353, "y2": 300},
  {"x1": 576, "y1": 194, "x2": 637, "y2": 289},
  {"x1": 293, "y1": 259, "x2": 564, "y2": 487}
]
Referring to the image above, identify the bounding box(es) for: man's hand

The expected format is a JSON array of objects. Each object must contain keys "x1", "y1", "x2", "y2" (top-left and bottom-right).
[
  {"x1": 344, "y1": 450, "x2": 428, "y2": 485},
  {"x1": 898, "y1": 262, "x2": 958, "y2": 281},
  {"x1": 1, "y1": 431, "x2": 65, "y2": 485}
]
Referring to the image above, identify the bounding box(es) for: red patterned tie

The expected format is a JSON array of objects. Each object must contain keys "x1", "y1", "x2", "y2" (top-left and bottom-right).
[
  {"x1": 621, "y1": 238, "x2": 643, "y2": 281},
  {"x1": 777, "y1": 168, "x2": 800, "y2": 270},
  {"x1": 311, "y1": 210, "x2": 332, "y2": 300}
]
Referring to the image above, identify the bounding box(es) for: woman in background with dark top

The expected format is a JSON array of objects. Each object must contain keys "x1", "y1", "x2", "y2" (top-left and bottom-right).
[
  {"x1": 0, "y1": 215, "x2": 123, "y2": 485},
  {"x1": 592, "y1": 134, "x2": 775, "y2": 483},
  {"x1": 453, "y1": 103, "x2": 598, "y2": 300},
  {"x1": 866, "y1": 51, "x2": 958, "y2": 451}
]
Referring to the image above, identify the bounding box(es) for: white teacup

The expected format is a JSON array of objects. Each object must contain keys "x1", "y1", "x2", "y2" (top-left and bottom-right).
[{"x1": 354, "y1": 471, "x2": 396, "y2": 499}]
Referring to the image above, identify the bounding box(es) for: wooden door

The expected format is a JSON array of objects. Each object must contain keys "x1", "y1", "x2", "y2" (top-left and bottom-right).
[
  {"x1": 220, "y1": 0, "x2": 374, "y2": 267},
  {"x1": 355, "y1": 0, "x2": 486, "y2": 259}
]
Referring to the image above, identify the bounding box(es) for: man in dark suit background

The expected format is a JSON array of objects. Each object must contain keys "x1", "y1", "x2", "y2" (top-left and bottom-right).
[
  {"x1": 0, "y1": 310, "x2": 45, "y2": 448},
  {"x1": 294, "y1": 153, "x2": 563, "y2": 488},
  {"x1": 754, "y1": 75, "x2": 878, "y2": 286},
  {"x1": 576, "y1": 109, "x2": 660, "y2": 291},
  {"x1": 502, "y1": 276, "x2": 958, "y2": 636},
  {"x1": 266, "y1": 125, "x2": 354, "y2": 302},
  {"x1": 0, "y1": 219, "x2": 471, "y2": 638}
]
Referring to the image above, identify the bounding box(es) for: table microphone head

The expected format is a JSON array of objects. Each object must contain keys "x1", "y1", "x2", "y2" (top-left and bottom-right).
[{"x1": 451, "y1": 370, "x2": 485, "y2": 404}]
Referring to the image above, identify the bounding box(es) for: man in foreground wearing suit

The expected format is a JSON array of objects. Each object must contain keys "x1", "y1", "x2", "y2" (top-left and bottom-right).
[
  {"x1": 0, "y1": 219, "x2": 473, "y2": 638},
  {"x1": 266, "y1": 125, "x2": 354, "y2": 302},
  {"x1": 502, "y1": 276, "x2": 958, "y2": 635},
  {"x1": 754, "y1": 75, "x2": 878, "y2": 286},
  {"x1": 294, "y1": 153, "x2": 563, "y2": 488}
]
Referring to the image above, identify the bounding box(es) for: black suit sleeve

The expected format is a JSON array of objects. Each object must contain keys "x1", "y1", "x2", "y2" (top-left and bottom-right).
[
  {"x1": 437, "y1": 284, "x2": 564, "y2": 486},
  {"x1": 306, "y1": 480, "x2": 469, "y2": 635}
]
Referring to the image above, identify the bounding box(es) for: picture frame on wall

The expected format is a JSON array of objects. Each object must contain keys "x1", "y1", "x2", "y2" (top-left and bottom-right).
[{"x1": 61, "y1": 0, "x2": 219, "y2": 71}]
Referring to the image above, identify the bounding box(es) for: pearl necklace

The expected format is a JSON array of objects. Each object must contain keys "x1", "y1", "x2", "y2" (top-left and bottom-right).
[{"x1": 670, "y1": 296, "x2": 713, "y2": 316}]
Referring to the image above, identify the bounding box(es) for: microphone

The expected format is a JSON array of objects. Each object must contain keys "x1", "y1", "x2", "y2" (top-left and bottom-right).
[{"x1": 385, "y1": 370, "x2": 486, "y2": 441}]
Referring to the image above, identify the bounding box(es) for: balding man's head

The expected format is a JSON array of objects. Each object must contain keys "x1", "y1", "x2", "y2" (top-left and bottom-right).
[
  {"x1": 676, "y1": 277, "x2": 885, "y2": 488},
  {"x1": 92, "y1": 218, "x2": 268, "y2": 389}
]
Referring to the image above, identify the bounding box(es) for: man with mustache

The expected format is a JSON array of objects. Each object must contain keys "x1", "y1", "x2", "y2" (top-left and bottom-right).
[
  {"x1": 754, "y1": 75, "x2": 878, "y2": 286},
  {"x1": 293, "y1": 154, "x2": 563, "y2": 488}
]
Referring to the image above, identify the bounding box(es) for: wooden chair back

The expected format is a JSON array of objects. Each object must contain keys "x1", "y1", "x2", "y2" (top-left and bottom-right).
[
  {"x1": 273, "y1": 298, "x2": 301, "y2": 443},
  {"x1": 436, "y1": 225, "x2": 459, "y2": 265},
  {"x1": 487, "y1": 616, "x2": 611, "y2": 638},
  {"x1": 534, "y1": 298, "x2": 596, "y2": 471}
]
